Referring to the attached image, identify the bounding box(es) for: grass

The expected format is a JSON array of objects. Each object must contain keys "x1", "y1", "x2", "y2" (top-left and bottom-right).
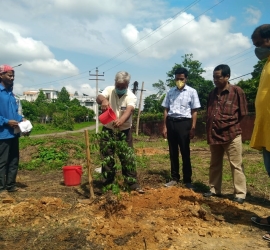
[
  {"x1": 73, "y1": 121, "x2": 96, "y2": 130},
  {"x1": 18, "y1": 132, "x2": 270, "y2": 200},
  {"x1": 29, "y1": 121, "x2": 96, "y2": 135}
]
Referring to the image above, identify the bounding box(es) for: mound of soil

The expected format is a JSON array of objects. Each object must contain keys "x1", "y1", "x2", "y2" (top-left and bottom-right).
[
  {"x1": 1, "y1": 145, "x2": 270, "y2": 249},
  {"x1": 1, "y1": 176, "x2": 270, "y2": 250}
]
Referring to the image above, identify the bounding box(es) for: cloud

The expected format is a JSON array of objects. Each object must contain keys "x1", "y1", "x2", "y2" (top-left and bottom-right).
[
  {"x1": 0, "y1": 20, "x2": 78, "y2": 78},
  {"x1": 245, "y1": 7, "x2": 261, "y2": 25},
  {"x1": 0, "y1": 21, "x2": 53, "y2": 62},
  {"x1": 121, "y1": 13, "x2": 250, "y2": 63},
  {"x1": 0, "y1": 0, "x2": 174, "y2": 59},
  {"x1": 22, "y1": 59, "x2": 79, "y2": 76},
  {"x1": 65, "y1": 83, "x2": 96, "y2": 96},
  {"x1": 0, "y1": 0, "x2": 259, "y2": 96},
  {"x1": 53, "y1": 0, "x2": 134, "y2": 18}
]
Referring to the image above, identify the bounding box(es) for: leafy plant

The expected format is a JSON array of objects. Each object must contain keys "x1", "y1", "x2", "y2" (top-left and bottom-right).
[
  {"x1": 38, "y1": 147, "x2": 68, "y2": 162},
  {"x1": 91, "y1": 129, "x2": 138, "y2": 195},
  {"x1": 52, "y1": 113, "x2": 74, "y2": 130}
]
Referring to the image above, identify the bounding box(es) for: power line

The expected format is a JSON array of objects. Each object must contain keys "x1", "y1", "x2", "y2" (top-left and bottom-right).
[
  {"x1": 230, "y1": 72, "x2": 252, "y2": 81},
  {"x1": 230, "y1": 54, "x2": 256, "y2": 67},
  {"x1": 223, "y1": 49, "x2": 253, "y2": 64},
  {"x1": 103, "y1": 0, "x2": 225, "y2": 73},
  {"x1": 222, "y1": 47, "x2": 252, "y2": 63},
  {"x1": 96, "y1": 0, "x2": 201, "y2": 68},
  {"x1": 26, "y1": 1, "x2": 201, "y2": 88},
  {"x1": 24, "y1": 71, "x2": 89, "y2": 89}
]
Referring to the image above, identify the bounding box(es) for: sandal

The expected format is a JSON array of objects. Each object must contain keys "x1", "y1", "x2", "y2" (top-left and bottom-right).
[
  {"x1": 263, "y1": 232, "x2": 270, "y2": 242},
  {"x1": 7, "y1": 187, "x2": 26, "y2": 192},
  {"x1": 135, "y1": 188, "x2": 145, "y2": 194},
  {"x1": 251, "y1": 216, "x2": 270, "y2": 226}
]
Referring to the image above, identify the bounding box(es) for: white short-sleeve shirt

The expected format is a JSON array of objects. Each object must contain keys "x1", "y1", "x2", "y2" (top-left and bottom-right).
[
  {"x1": 162, "y1": 85, "x2": 201, "y2": 118},
  {"x1": 100, "y1": 86, "x2": 137, "y2": 130}
]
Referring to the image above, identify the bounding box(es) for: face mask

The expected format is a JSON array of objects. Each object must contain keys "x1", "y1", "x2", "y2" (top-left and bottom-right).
[
  {"x1": 175, "y1": 80, "x2": 185, "y2": 89},
  {"x1": 115, "y1": 88, "x2": 127, "y2": 95},
  {"x1": 255, "y1": 47, "x2": 270, "y2": 60}
]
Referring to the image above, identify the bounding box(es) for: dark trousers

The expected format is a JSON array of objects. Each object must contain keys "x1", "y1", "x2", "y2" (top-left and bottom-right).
[
  {"x1": 0, "y1": 137, "x2": 19, "y2": 192},
  {"x1": 100, "y1": 127, "x2": 139, "y2": 189},
  {"x1": 166, "y1": 118, "x2": 192, "y2": 183}
]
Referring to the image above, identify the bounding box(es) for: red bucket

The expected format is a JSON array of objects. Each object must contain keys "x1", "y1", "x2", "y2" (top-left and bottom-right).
[
  {"x1": 62, "y1": 165, "x2": 83, "y2": 186},
  {"x1": 99, "y1": 107, "x2": 117, "y2": 125}
]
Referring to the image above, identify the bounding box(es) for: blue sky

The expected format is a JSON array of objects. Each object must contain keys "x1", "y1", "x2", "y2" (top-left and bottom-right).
[{"x1": 0, "y1": 0, "x2": 269, "y2": 101}]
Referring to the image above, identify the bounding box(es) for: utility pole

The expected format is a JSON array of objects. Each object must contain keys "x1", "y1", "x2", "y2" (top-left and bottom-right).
[
  {"x1": 136, "y1": 81, "x2": 145, "y2": 136},
  {"x1": 89, "y1": 68, "x2": 104, "y2": 133}
]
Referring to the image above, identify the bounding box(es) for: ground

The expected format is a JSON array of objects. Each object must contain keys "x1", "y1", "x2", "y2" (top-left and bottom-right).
[{"x1": 1, "y1": 143, "x2": 270, "y2": 250}]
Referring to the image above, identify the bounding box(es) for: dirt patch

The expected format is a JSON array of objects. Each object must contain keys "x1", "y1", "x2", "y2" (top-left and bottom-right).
[
  {"x1": 135, "y1": 147, "x2": 168, "y2": 156},
  {"x1": 1, "y1": 173, "x2": 270, "y2": 250},
  {"x1": 1, "y1": 143, "x2": 270, "y2": 249}
]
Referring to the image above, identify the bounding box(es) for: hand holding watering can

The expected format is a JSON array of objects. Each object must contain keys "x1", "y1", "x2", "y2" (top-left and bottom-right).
[
  {"x1": 99, "y1": 105, "x2": 117, "y2": 125},
  {"x1": 100, "y1": 99, "x2": 110, "y2": 112}
]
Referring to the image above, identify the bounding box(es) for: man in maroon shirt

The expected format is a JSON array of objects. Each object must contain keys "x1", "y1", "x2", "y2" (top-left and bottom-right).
[{"x1": 203, "y1": 64, "x2": 248, "y2": 204}]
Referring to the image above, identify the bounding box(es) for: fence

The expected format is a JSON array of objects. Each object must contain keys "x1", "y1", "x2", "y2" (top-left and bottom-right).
[{"x1": 137, "y1": 113, "x2": 255, "y2": 142}]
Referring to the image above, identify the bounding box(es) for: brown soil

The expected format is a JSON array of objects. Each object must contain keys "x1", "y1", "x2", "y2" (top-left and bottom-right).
[{"x1": 1, "y1": 148, "x2": 270, "y2": 250}]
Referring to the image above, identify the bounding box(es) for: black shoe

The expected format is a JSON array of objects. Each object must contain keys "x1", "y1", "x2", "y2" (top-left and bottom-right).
[
  {"x1": 233, "y1": 197, "x2": 245, "y2": 204},
  {"x1": 203, "y1": 191, "x2": 221, "y2": 197}
]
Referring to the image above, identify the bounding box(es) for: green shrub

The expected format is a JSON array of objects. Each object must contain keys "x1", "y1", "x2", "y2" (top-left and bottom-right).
[
  {"x1": 52, "y1": 113, "x2": 74, "y2": 130},
  {"x1": 38, "y1": 147, "x2": 68, "y2": 162}
]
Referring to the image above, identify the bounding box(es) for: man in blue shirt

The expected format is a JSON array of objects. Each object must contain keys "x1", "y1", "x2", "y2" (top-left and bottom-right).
[
  {"x1": 162, "y1": 67, "x2": 201, "y2": 189},
  {"x1": 0, "y1": 65, "x2": 24, "y2": 194}
]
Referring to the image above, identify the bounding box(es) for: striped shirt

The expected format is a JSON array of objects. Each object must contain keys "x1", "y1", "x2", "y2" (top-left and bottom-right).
[
  {"x1": 162, "y1": 85, "x2": 201, "y2": 118},
  {"x1": 206, "y1": 84, "x2": 248, "y2": 145}
]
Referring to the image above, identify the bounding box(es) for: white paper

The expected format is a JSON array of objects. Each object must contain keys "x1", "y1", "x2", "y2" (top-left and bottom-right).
[{"x1": 18, "y1": 120, "x2": 33, "y2": 133}]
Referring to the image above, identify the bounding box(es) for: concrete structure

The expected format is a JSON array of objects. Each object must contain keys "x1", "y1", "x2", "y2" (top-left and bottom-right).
[{"x1": 21, "y1": 89, "x2": 59, "y2": 102}]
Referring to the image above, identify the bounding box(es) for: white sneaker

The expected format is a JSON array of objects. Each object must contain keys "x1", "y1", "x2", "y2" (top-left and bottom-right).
[{"x1": 164, "y1": 180, "x2": 178, "y2": 187}]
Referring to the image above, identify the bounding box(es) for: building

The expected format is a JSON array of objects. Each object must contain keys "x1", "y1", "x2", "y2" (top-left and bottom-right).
[
  {"x1": 21, "y1": 89, "x2": 58, "y2": 102},
  {"x1": 18, "y1": 89, "x2": 98, "y2": 117}
]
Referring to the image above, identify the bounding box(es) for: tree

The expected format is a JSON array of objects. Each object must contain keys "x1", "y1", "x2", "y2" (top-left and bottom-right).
[
  {"x1": 166, "y1": 54, "x2": 214, "y2": 109},
  {"x1": 144, "y1": 54, "x2": 213, "y2": 111},
  {"x1": 251, "y1": 58, "x2": 267, "y2": 82},
  {"x1": 143, "y1": 94, "x2": 165, "y2": 113},
  {"x1": 57, "y1": 87, "x2": 70, "y2": 104},
  {"x1": 21, "y1": 100, "x2": 38, "y2": 121},
  {"x1": 236, "y1": 58, "x2": 267, "y2": 110},
  {"x1": 70, "y1": 105, "x2": 89, "y2": 123},
  {"x1": 143, "y1": 79, "x2": 166, "y2": 113},
  {"x1": 70, "y1": 98, "x2": 80, "y2": 106},
  {"x1": 35, "y1": 90, "x2": 47, "y2": 106},
  {"x1": 166, "y1": 54, "x2": 205, "y2": 87},
  {"x1": 152, "y1": 80, "x2": 166, "y2": 97}
]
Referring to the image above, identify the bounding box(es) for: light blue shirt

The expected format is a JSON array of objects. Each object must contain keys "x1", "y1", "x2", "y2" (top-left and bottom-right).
[{"x1": 162, "y1": 85, "x2": 201, "y2": 118}]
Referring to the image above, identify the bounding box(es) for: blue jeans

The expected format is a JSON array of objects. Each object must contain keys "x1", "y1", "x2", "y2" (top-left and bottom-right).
[{"x1": 263, "y1": 148, "x2": 270, "y2": 176}]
